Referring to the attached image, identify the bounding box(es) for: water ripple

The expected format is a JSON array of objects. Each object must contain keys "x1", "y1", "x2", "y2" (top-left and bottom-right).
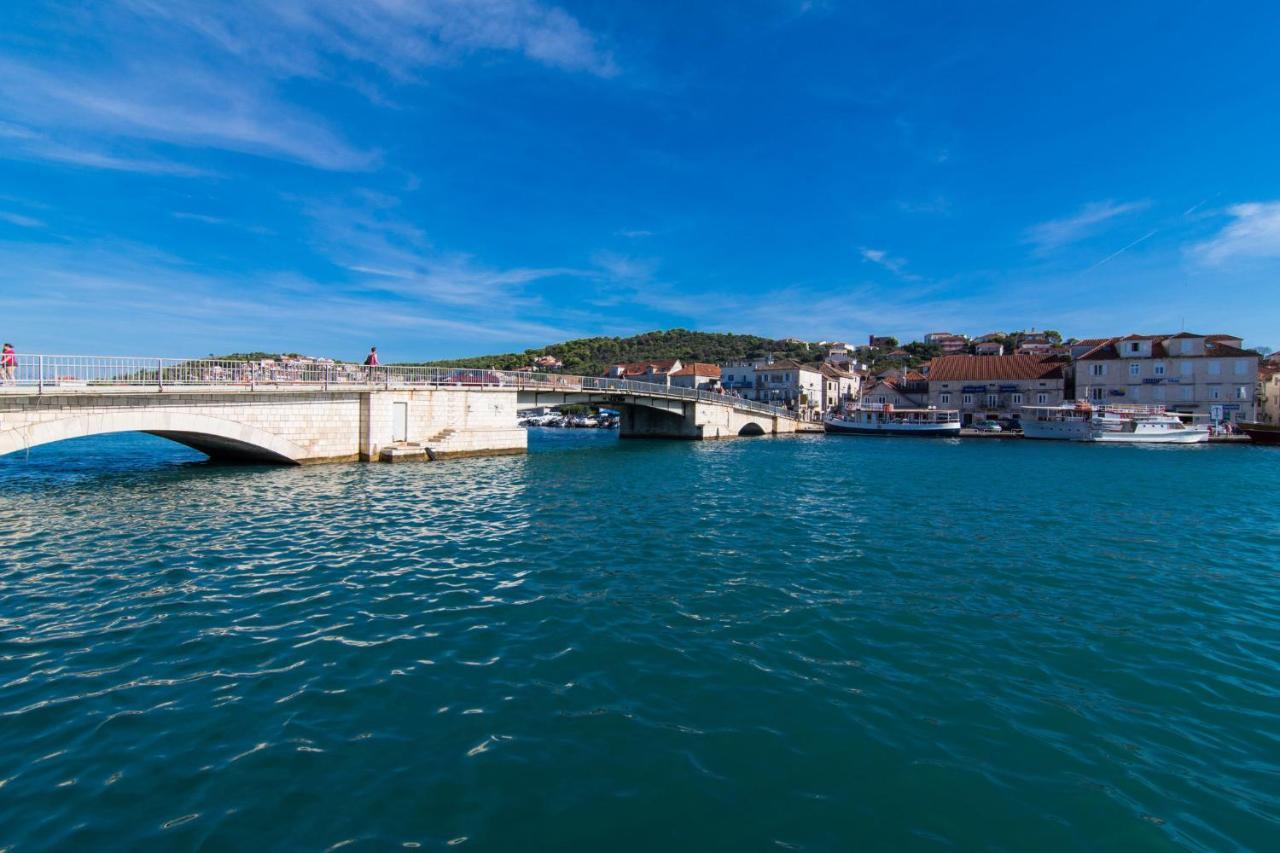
[{"x1": 0, "y1": 432, "x2": 1277, "y2": 849}]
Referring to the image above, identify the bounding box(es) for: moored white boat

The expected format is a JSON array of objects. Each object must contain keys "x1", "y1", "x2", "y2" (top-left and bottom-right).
[
  {"x1": 1089, "y1": 407, "x2": 1209, "y2": 443},
  {"x1": 824, "y1": 404, "x2": 961, "y2": 437},
  {"x1": 1022, "y1": 403, "x2": 1209, "y2": 443}
]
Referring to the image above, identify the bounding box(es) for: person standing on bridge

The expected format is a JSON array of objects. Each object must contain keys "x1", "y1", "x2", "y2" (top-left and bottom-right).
[
  {"x1": 1, "y1": 343, "x2": 15, "y2": 384},
  {"x1": 364, "y1": 346, "x2": 379, "y2": 367}
]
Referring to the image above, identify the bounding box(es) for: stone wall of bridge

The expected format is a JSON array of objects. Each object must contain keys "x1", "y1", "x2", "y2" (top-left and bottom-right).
[
  {"x1": 0, "y1": 387, "x2": 525, "y2": 464},
  {"x1": 361, "y1": 388, "x2": 525, "y2": 460}
]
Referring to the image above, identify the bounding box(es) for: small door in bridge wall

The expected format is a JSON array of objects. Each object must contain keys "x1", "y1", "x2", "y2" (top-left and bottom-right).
[{"x1": 392, "y1": 402, "x2": 408, "y2": 442}]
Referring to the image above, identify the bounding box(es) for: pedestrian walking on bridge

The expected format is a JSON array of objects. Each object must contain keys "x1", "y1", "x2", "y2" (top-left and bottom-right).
[{"x1": 1, "y1": 343, "x2": 16, "y2": 384}]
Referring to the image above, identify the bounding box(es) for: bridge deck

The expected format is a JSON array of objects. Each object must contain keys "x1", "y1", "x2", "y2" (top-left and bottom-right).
[{"x1": 0, "y1": 355, "x2": 800, "y2": 422}]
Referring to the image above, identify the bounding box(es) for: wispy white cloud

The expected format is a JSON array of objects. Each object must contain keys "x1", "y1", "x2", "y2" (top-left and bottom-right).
[
  {"x1": 614, "y1": 228, "x2": 654, "y2": 238},
  {"x1": 0, "y1": 236, "x2": 591, "y2": 355},
  {"x1": 122, "y1": 0, "x2": 618, "y2": 80},
  {"x1": 1192, "y1": 202, "x2": 1280, "y2": 264},
  {"x1": 1024, "y1": 200, "x2": 1149, "y2": 252},
  {"x1": 0, "y1": 59, "x2": 375, "y2": 171},
  {"x1": 0, "y1": 121, "x2": 209, "y2": 176},
  {"x1": 0, "y1": 211, "x2": 45, "y2": 229},
  {"x1": 859, "y1": 246, "x2": 921, "y2": 281},
  {"x1": 0, "y1": 0, "x2": 615, "y2": 176},
  {"x1": 172, "y1": 211, "x2": 274, "y2": 235}
]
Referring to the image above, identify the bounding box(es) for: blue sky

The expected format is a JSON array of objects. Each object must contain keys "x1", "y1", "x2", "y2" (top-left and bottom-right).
[{"x1": 1, "y1": 0, "x2": 1278, "y2": 360}]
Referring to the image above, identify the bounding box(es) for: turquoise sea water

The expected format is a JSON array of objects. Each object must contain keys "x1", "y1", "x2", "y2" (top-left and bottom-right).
[{"x1": 1, "y1": 430, "x2": 1278, "y2": 851}]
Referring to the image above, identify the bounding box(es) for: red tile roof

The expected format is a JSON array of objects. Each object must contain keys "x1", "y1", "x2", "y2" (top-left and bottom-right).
[
  {"x1": 1079, "y1": 336, "x2": 1257, "y2": 361},
  {"x1": 926, "y1": 355, "x2": 1064, "y2": 382},
  {"x1": 670, "y1": 362, "x2": 720, "y2": 377},
  {"x1": 1205, "y1": 341, "x2": 1258, "y2": 358},
  {"x1": 614, "y1": 359, "x2": 680, "y2": 376}
]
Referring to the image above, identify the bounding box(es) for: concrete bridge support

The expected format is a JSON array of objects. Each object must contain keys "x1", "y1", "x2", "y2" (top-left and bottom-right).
[{"x1": 618, "y1": 400, "x2": 796, "y2": 440}]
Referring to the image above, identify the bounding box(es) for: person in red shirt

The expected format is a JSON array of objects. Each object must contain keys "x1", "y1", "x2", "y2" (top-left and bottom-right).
[
  {"x1": 1, "y1": 343, "x2": 15, "y2": 384},
  {"x1": 363, "y1": 347, "x2": 379, "y2": 366}
]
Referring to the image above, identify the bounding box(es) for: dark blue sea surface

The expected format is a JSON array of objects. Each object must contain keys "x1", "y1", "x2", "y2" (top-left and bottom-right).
[{"x1": 1, "y1": 430, "x2": 1278, "y2": 850}]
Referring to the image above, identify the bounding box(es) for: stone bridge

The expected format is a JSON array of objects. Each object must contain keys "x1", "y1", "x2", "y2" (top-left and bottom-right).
[{"x1": 0, "y1": 356, "x2": 802, "y2": 464}]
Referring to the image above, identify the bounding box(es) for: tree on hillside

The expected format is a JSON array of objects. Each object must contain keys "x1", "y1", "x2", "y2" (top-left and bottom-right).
[{"x1": 409, "y1": 329, "x2": 829, "y2": 375}]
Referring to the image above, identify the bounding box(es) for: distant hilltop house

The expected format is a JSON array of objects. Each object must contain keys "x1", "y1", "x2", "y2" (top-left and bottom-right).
[
  {"x1": 927, "y1": 354, "x2": 1067, "y2": 425},
  {"x1": 532, "y1": 354, "x2": 563, "y2": 370},
  {"x1": 924, "y1": 332, "x2": 969, "y2": 354},
  {"x1": 668, "y1": 362, "x2": 721, "y2": 391},
  {"x1": 1015, "y1": 333, "x2": 1054, "y2": 356},
  {"x1": 974, "y1": 341, "x2": 1004, "y2": 356},
  {"x1": 604, "y1": 359, "x2": 683, "y2": 383},
  {"x1": 824, "y1": 342, "x2": 853, "y2": 368},
  {"x1": 867, "y1": 335, "x2": 897, "y2": 348},
  {"x1": 1073, "y1": 332, "x2": 1259, "y2": 422}
]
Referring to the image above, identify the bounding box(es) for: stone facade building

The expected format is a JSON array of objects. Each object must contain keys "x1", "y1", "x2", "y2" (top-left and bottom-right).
[
  {"x1": 1073, "y1": 333, "x2": 1259, "y2": 423},
  {"x1": 668, "y1": 362, "x2": 721, "y2": 391},
  {"x1": 925, "y1": 355, "x2": 1067, "y2": 424}
]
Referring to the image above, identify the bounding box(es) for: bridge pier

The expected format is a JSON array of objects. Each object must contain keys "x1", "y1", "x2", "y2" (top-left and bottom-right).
[{"x1": 617, "y1": 400, "x2": 796, "y2": 440}]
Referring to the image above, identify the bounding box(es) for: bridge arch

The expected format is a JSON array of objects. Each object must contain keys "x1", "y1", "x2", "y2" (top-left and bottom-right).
[
  {"x1": 0, "y1": 410, "x2": 307, "y2": 464},
  {"x1": 737, "y1": 421, "x2": 767, "y2": 437}
]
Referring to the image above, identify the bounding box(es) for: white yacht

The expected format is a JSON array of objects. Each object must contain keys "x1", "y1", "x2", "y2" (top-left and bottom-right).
[
  {"x1": 824, "y1": 404, "x2": 961, "y2": 437},
  {"x1": 1021, "y1": 403, "x2": 1209, "y2": 443},
  {"x1": 1089, "y1": 407, "x2": 1209, "y2": 443}
]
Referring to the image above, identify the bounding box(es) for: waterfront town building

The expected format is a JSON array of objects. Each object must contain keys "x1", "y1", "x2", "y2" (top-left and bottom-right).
[
  {"x1": 1073, "y1": 333, "x2": 1259, "y2": 422},
  {"x1": 753, "y1": 360, "x2": 824, "y2": 414},
  {"x1": 668, "y1": 363, "x2": 721, "y2": 391},
  {"x1": 1254, "y1": 364, "x2": 1279, "y2": 424},
  {"x1": 861, "y1": 372, "x2": 929, "y2": 408},
  {"x1": 974, "y1": 341, "x2": 1004, "y2": 356},
  {"x1": 925, "y1": 355, "x2": 1066, "y2": 424},
  {"x1": 819, "y1": 364, "x2": 862, "y2": 411},
  {"x1": 720, "y1": 359, "x2": 761, "y2": 396}
]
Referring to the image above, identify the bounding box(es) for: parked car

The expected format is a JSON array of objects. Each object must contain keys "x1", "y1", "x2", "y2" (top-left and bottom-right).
[{"x1": 972, "y1": 420, "x2": 1003, "y2": 432}]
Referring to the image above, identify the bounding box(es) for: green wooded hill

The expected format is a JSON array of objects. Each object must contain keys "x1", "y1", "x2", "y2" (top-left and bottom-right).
[{"x1": 415, "y1": 329, "x2": 828, "y2": 375}]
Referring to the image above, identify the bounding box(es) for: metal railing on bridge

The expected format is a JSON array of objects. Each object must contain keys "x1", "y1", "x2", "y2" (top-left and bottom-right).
[{"x1": 0, "y1": 354, "x2": 798, "y2": 420}]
